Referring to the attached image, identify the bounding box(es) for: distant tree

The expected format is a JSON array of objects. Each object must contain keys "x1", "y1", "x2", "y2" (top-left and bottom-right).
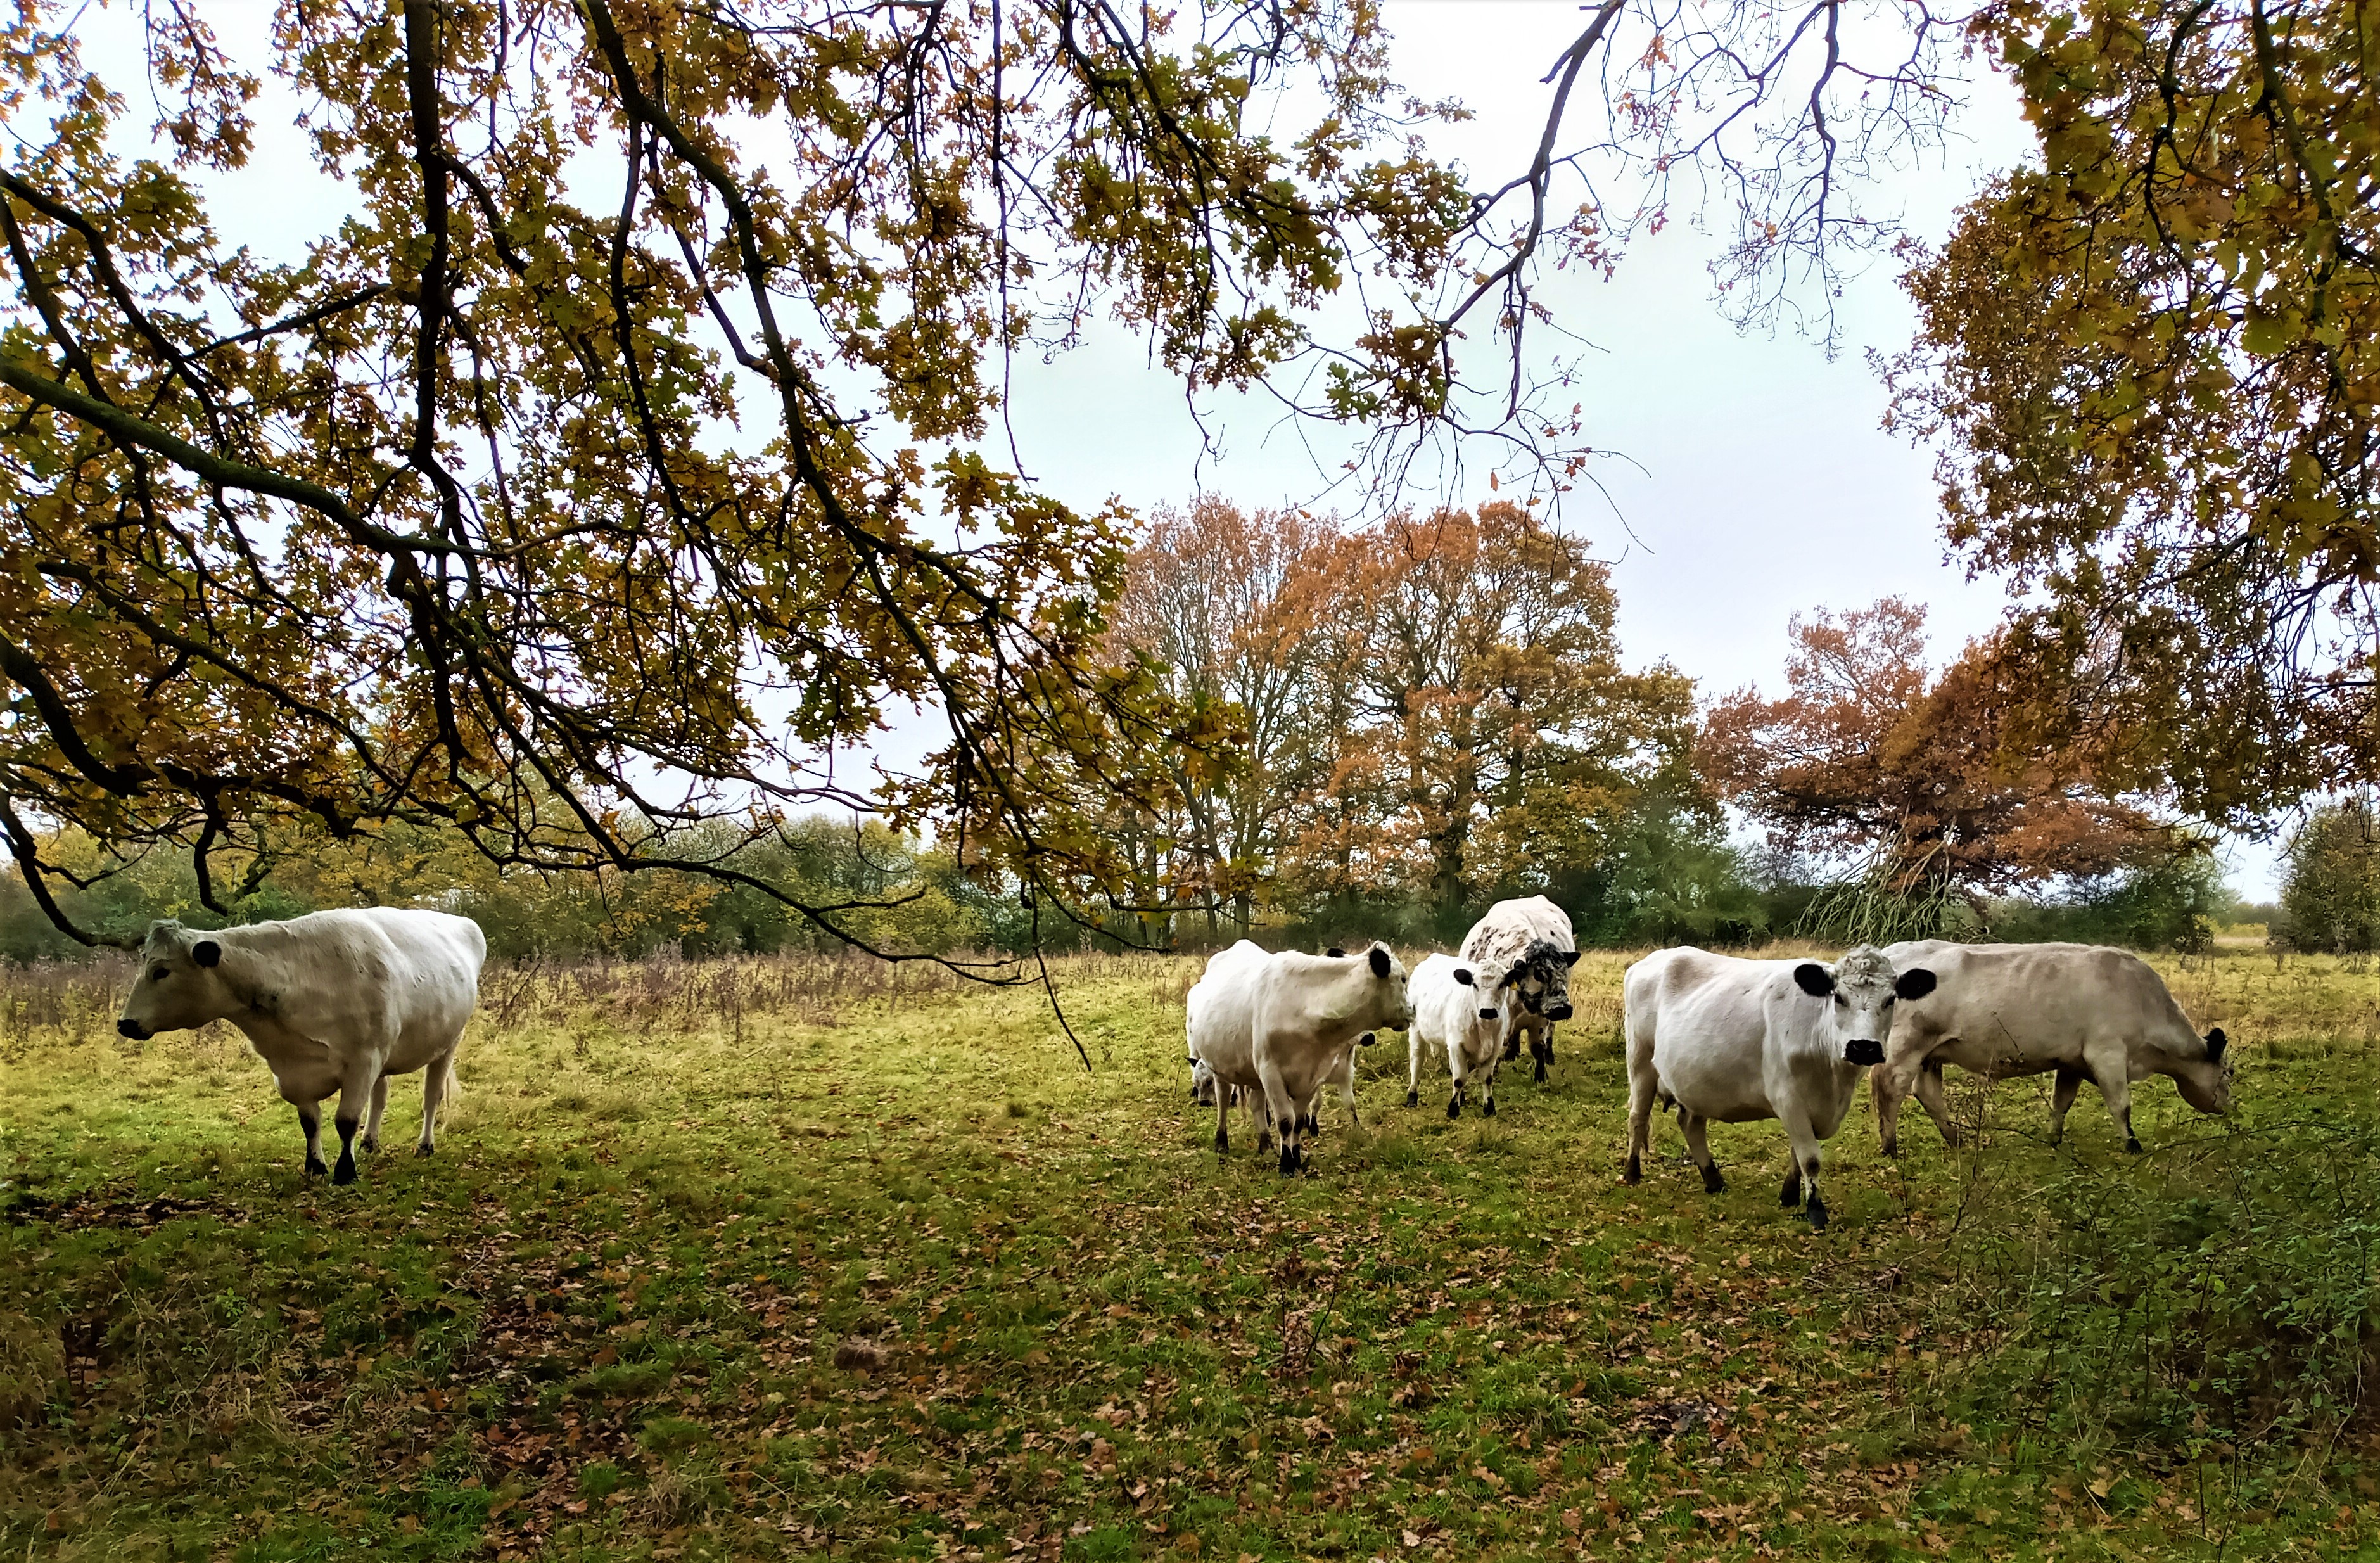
[
  {"x1": 1703, "y1": 598, "x2": 2172, "y2": 919},
  {"x1": 1284, "y1": 502, "x2": 1698, "y2": 909},
  {"x1": 2278, "y1": 802, "x2": 2380, "y2": 955}
]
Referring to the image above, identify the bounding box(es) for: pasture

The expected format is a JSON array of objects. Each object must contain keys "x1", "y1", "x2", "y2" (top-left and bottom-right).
[{"x1": 4, "y1": 947, "x2": 2379, "y2": 1561}]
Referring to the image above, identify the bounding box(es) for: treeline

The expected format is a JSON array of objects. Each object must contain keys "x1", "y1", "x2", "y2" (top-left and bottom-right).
[{"x1": 0, "y1": 499, "x2": 2250, "y2": 962}]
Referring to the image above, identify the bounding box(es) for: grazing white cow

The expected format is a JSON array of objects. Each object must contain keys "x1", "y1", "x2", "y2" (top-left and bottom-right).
[
  {"x1": 1459, "y1": 896, "x2": 1579, "y2": 1083},
  {"x1": 1622, "y1": 945, "x2": 1939, "y2": 1230},
  {"x1": 116, "y1": 910, "x2": 487, "y2": 1185},
  {"x1": 1404, "y1": 953, "x2": 1516, "y2": 1118},
  {"x1": 1185, "y1": 940, "x2": 1413, "y2": 1174},
  {"x1": 1869, "y1": 940, "x2": 2231, "y2": 1156}
]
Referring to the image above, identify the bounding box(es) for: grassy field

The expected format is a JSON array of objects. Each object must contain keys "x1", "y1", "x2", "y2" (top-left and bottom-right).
[{"x1": 5, "y1": 945, "x2": 2380, "y2": 1561}]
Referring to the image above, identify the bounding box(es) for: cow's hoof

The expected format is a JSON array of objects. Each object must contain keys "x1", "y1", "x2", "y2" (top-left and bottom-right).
[
  {"x1": 1699, "y1": 1164, "x2": 1726, "y2": 1194},
  {"x1": 1938, "y1": 1128, "x2": 1963, "y2": 1149},
  {"x1": 2125, "y1": 1139, "x2": 2144, "y2": 1154},
  {"x1": 1622, "y1": 1156, "x2": 1641, "y2": 1186},
  {"x1": 416, "y1": 1142, "x2": 435, "y2": 1158},
  {"x1": 1800, "y1": 1196, "x2": 1830, "y2": 1232},
  {"x1": 1446, "y1": 1097, "x2": 1461, "y2": 1120},
  {"x1": 333, "y1": 1158, "x2": 358, "y2": 1187},
  {"x1": 1880, "y1": 1137, "x2": 1900, "y2": 1159},
  {"x1": 305, "y1": 1156, "x2": 328, "y2": 1177},
  {"x1": 1780, "y1": 1173, "x2": 1802, "y2": 1208},
  {"x1": 359, "y1": 1137, "x2": 379, "y2": 1156},
  {"x1": 1482, "y1": 1098, "x2": 1496, "y2": 1117},
  {"x1": 1404, "y1": 1088, "x2": 1418, "y2": 1109},
  {"x1": 1277, "y1": 1147, "x2": 1299, "y2": 1177},
  {"x1": 1532, "y1": 1060, "x2": 1547, "y2": 1083}
]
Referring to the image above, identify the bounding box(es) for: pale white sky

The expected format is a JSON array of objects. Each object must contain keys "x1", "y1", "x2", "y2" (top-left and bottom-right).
[{"x1": 54, "y1": 1, "x2": 2284, "y2": 897}]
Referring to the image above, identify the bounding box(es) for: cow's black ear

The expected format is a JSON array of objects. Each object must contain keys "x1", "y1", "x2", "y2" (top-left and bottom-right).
[
  {"x1": 193, "y1": 940, "x2": 222, "y2": 968},
  {"x1": 1453, "y1": 967, "x2": 1475, "y2": 986},
  {"x1": 1368, "y1": 945, "x2": 1392, "y2": 978},
  {"x1": 1560, "y1": 948, "x2": 1581, "y2": 967},
  {"x1": 1894, "y1": 967, "x2": 1938, "y2": 1002},
  {"x1": 2205, "y1": 1028, "x2": 2228, "y2": 1063},
  {"x1": 1793, "y1": 962, "x2": 1834, "y2": 998},
  {"x1": 1327, "y1": 947, "x2": 1346, "y2": 959}
]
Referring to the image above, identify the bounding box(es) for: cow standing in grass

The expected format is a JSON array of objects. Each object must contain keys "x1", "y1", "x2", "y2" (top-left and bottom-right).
[
  {"x1": 1405, "y1": 954, "x2": 1515, "y2": 1118},
  {"x1": 1186, "y1": 941, "x2": 1413, "y2": 1174},
  {"x1": 1459, "y1": 896, "x2": 1578, "y2": 1084},
  {"x1": 1869, "y1": 940, "x2": 2231, "y2": 1154},
  {"x1": 115, "y1": 910, "x2": 486, "y2": 1185},
  {"x1": 1622, "y1": 945, "x2": 1938, "y2": 1230}
]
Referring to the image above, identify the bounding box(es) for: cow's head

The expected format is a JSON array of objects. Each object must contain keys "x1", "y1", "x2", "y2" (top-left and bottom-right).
[
  {"x1": 2171, "y1": 1026, "x2": 2233, "y2": 1113},
  {"x1": 1347, "y1": 942, "x2": 1415, "y2": 1032},
  {"x1": 1492, "y1": 938, "x2": 1581, "y2": 1023},
  {"x1": 1798, "y1": 946, "x2": 1937, "y2": 1066},
  {"x1": 117, "y1": 920, "x2": 238, "y2": 1040}
]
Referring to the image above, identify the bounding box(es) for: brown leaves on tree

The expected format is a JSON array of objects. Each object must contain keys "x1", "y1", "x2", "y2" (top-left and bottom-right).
[{"x1": 1702, "y1": 598, "x2": 2172, "y2": 902}]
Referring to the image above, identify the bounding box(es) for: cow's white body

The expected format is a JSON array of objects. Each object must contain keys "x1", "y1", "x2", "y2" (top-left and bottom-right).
[
  {"x1": 1622, "y1": 945, "x2": 1935, "y2": 1229},
  {"x1": 117, "y1": 910, "x2": 487, "y2": 1183},
  {"x1": 1405, "y1": 952, "x2": 1515, "y2": 1118},
  {"x1": 1459, "y1": 896, "x2": 1577, "y2": 1083},
  {"x1": 1873, "y1": 940, "x2": 2230, "y2": 1154},
  {"x1": 1184, "y1": 939, "x2": 1413, "y2": 1173}
]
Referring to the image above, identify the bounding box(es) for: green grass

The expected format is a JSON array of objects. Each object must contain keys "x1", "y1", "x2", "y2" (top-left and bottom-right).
[{"x1": 4, "y1": 947, "x2": 2380, "y2": 1560}]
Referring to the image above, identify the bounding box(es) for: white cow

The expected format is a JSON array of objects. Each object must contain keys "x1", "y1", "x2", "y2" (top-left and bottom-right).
[
  {"x1": 1459, "y1": 896, "x2": 1579, "y2": 1083},
  {"x1": 1185, "y1": 940, "x2": 1413, "y2": 1173},
  {"x1": 116, "y1": 910, "x2": 487, "y2": 1184},
  {"x1": 1870, "y1": 940, "x2": 2232, "y2": 1155},
  {"x1": 1404, "y1": 953, "x2": 1516, "y2": 1118},
  {"x1": 1622, "y1": 945, "x2": 1940, "y2": 1230}
]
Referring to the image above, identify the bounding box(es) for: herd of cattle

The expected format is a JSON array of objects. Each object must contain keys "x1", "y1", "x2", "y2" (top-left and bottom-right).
[
  {"x1": 101, "y1": 899, "x2": 2231, "y2": 1225},
  {"x1": 1187, "y1": 896, "x2": 2232, "y2": 1228}
]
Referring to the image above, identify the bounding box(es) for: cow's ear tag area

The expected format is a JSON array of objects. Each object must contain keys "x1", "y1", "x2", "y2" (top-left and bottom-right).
[
  {"x1": 193, "y1": 940, "x2": 222, "y2": 968},
  {"x1": 1894, "y1": 967, "x2": 1938, "y2": 1002},
  {"x1": 1453, "y1": 967, "x2": 1475, "y2": 986},
  {"x1": 1368, "y1": 946, "x2": 1392, "y2": 979},
  {"x1": 1793, "y1": 962, "x2": 1835, "y2": 998},
  {"x1": 1327, "y1": 947, "x2": 1346, "y2": 959},
  {"x1": 1560, "y1": 948, "x2": 1581, "y2": 967},
  {"x1": 2205, "y1": 1027, "x2": 2229, "y2": 1062}
]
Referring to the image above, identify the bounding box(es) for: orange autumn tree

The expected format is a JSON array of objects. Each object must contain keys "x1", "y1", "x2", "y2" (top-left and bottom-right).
[
  {"x1": 1288, "y1": 502, "x2": 1698, "y2": 911},
  {"x1": 1702, "y1": 598, "x2": 2173, "y2": 929}
]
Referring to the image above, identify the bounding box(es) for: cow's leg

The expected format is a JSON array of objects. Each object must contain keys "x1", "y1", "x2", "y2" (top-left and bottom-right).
[
  {"x1": 1912, "y1": 1061, "x2": 1958, "y2": 1148},
  {"x1": 1213, "y1": 1090, "x2": 1231, "y2": 1156},
  {"x1": 1779, "y1": 1164, "x2": 1803, "y2": 1208},
  {"x1": 2048, "y1": 1067, "x2": 2085, "y2": 1146},
  {"x1": 1623, "y1": 1027, "x2": 1658, "y2": 1185},
  {"x1": 1530, "y1": 1023, "x2": 1551, "y2": 1083},
  {"x1": 1256, "y1": 1061, "x2": 1302, "y2": 1175},
  {"x1": 1779, "y1": 1107, "x2": 1828, "y2": 1230},
  {"x1": 1871, "y1": 1047, "x2": 1925, "y2": 1158},
  {"x1": 361, "y1": 1073, "x2": 390, "y2": 1155},
  {"x1": 1680, "y1": 1111, "x2": 1724, "y2": 1194},
  {"x1": 417, "y1": 1050, "x2": 454, "y2": 1155},
  {"x1": 1501, "y1": 1021, "x2": 1523, "y2": 1064},
  {"x1": 1337, "y1": 1052, "x2": 1360, "y2": 1130},
  {"x1": 1446, "y1": 1043, "x2": 1468, "y2": 1119},
  {"x1": 1480, "y1": 1052, "x2": 1499, "y2": 1118},
  {"x1": 2087, "y1": 1045, "x2": 2142, "y2": 1152},
  {"x1": 331, "y1": 1061, "x2": 380, "y2": 1186},
  {"x1": 1406, "y1": 1026, "x2": 1424, "y2": 1109},
  {"x1": 295, "y1": 1102, "x2": 328, "y2": 1177}
]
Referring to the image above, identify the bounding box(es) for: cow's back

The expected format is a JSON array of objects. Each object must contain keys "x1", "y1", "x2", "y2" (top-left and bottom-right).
[
  {"x1": 234, "y1": 908, "x2": 483, "y2": 1071},
  {"x1": 1461, "y1": 896, "x2": 1573, "y2": 967},
  {"x1": 1883, "y1": 940, "x2": 2200, "y2": 1065}
]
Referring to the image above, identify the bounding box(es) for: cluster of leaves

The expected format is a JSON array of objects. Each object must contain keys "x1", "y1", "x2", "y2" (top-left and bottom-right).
[{"x1": 1888, "y1": 0, "x2": 2380, "y2": 821}]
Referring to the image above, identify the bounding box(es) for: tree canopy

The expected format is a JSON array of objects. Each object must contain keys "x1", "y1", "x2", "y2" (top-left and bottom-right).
[
  {"x1": 0, "y1": 0, "x2": 1983, "y2": 956},
  {"x1": 1888, "y1": 0, "x2": 2380, "y2": 820}
]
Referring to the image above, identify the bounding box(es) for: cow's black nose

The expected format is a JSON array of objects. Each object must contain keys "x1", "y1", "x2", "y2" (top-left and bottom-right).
[
  {"x1": 1844, "y1": 1039, "x2": 1885, "y2": 1066},
  {"x1": 1545, "y1": 1004, "x2": 1574, "y2": 1022},
  {"x1": 117, "y1": 1019, "x2": 150, "y2": 1041}
]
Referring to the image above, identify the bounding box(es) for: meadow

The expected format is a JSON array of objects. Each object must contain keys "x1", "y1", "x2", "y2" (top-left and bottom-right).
[{"x1": 4, "y1": 945, "x2": 2380, "y2": 1561}]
